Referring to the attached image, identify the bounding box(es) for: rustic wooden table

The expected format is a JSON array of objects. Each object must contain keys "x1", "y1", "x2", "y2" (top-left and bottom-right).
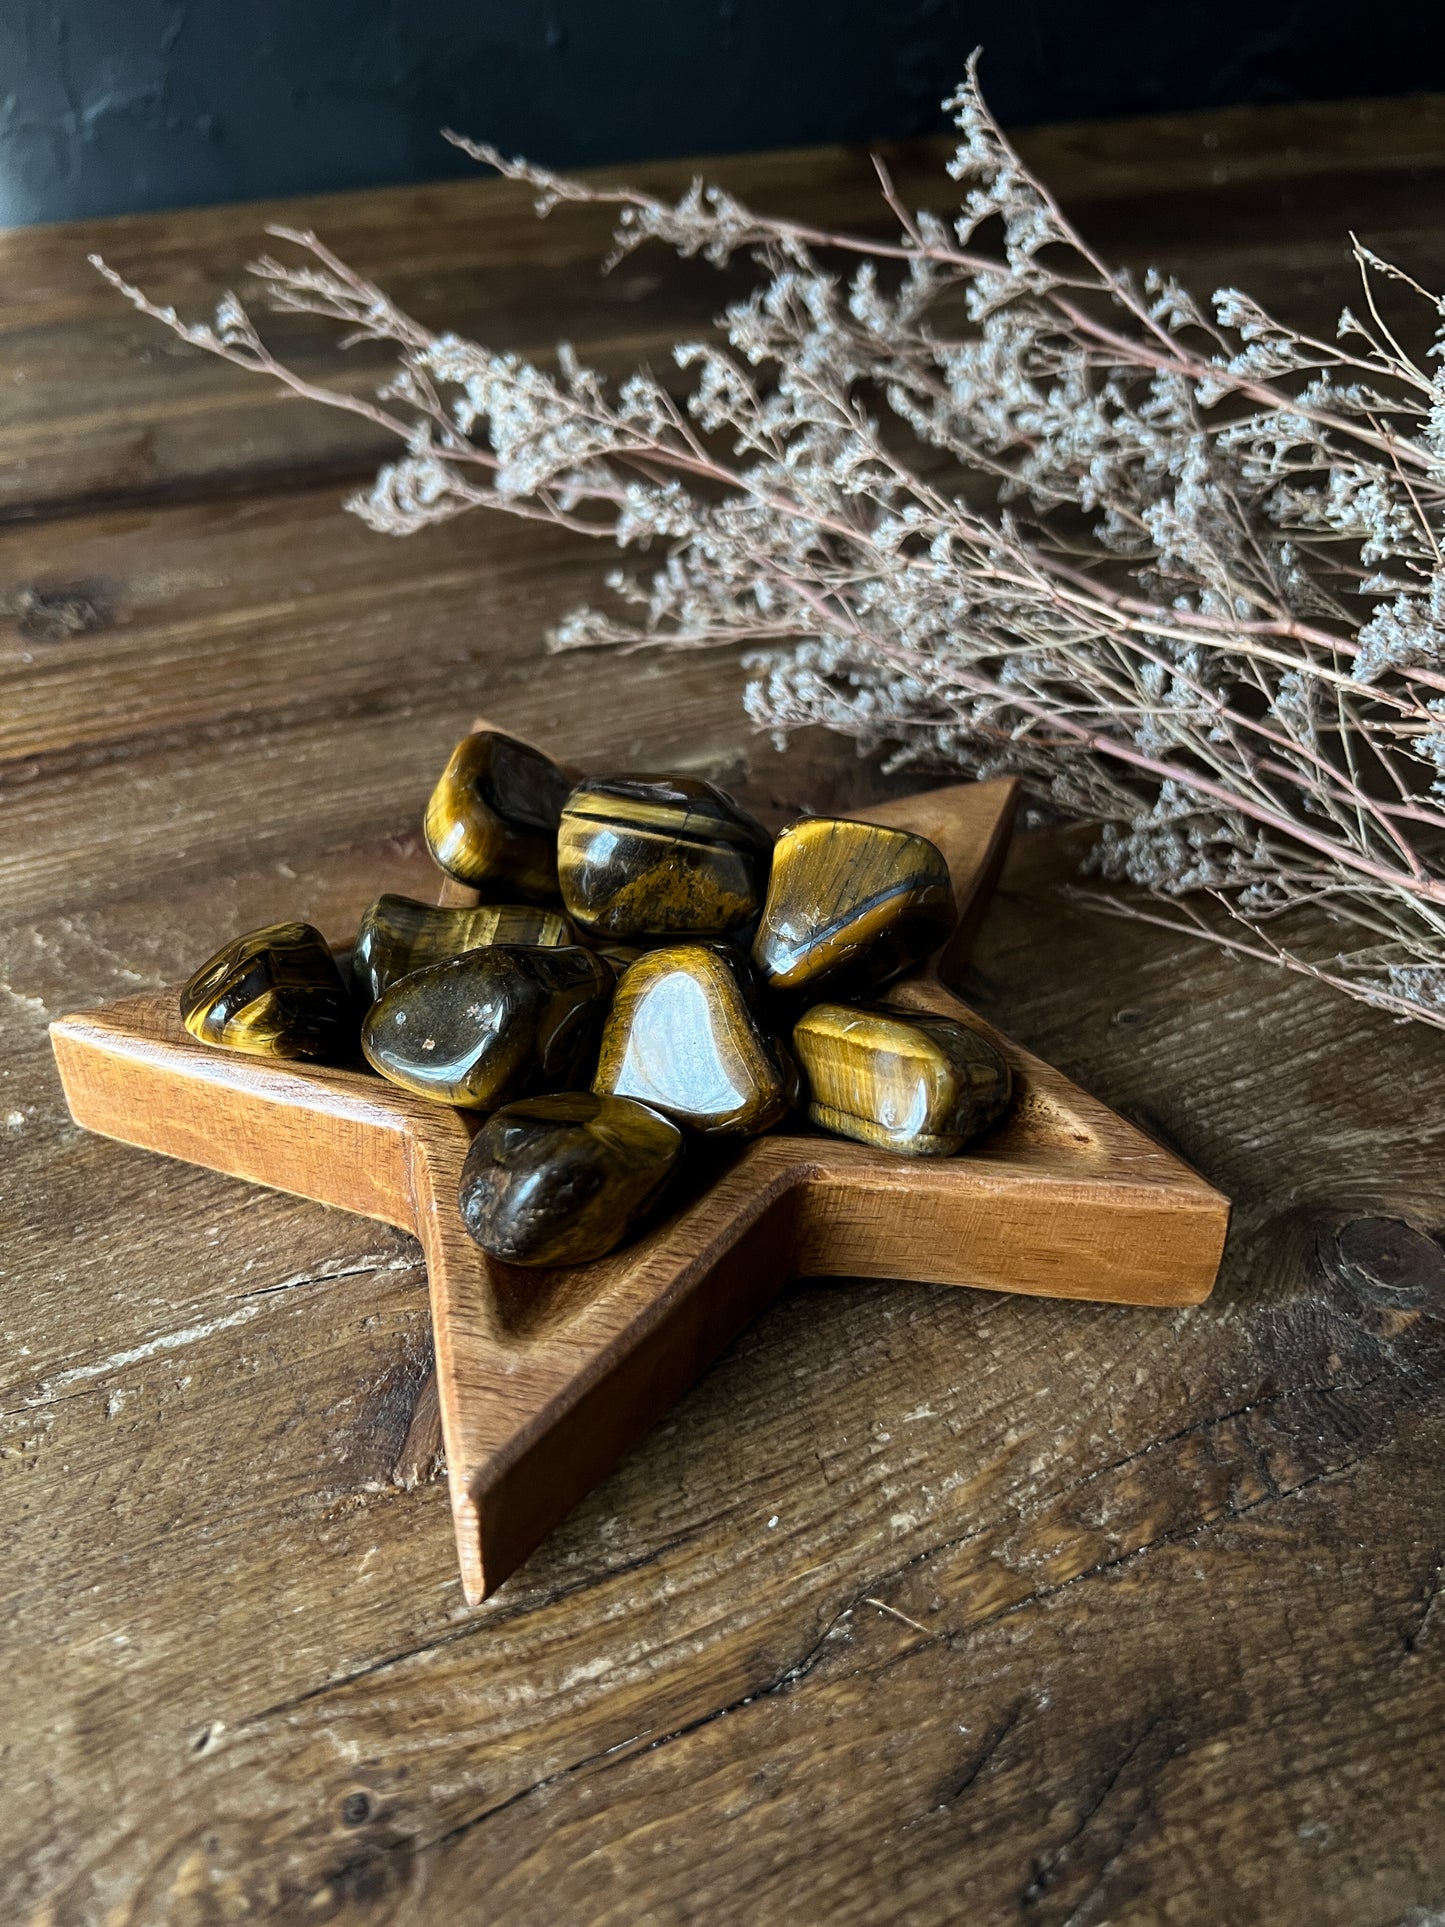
[{"x1": 4, "y1": 94, "x2": 1445, "y2": 1927}]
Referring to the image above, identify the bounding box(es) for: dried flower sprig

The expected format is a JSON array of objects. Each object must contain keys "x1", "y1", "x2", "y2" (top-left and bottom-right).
[{"x1": 93, "y1": 60, "x2": 1445, "y2": 1025}]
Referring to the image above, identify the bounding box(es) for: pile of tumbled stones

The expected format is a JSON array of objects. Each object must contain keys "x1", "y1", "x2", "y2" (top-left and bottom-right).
[{"x1": 179, "y1": 730, "x2": 1013, "y2": 1267}]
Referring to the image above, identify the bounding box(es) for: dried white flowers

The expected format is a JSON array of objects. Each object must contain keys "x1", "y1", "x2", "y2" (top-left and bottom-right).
[{"x1": 94, "y1": 61, "x2": 1445, "y2": 1026}]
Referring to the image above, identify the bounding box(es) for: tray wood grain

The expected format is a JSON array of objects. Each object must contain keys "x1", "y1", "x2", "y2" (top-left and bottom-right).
[{"x1": 50, "y1": 769, "x2": 1229, "y2": 1602}]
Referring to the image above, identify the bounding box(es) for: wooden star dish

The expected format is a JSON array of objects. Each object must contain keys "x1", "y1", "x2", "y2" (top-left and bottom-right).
[{"x1": 50, "y1": 745, "x2": 1230, "y2": 1604}]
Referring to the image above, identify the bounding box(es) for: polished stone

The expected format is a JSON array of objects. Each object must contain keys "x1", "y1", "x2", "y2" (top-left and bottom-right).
[
  {"x1": 180, "y1": 921, "x2": 351, "y2": 1062},
  {"x1": 751, "y1": 816, "x2": 956, "y2": 996},
  {"x1": 593, "y1": 944, "x2": 792, "y2": 1135},
  {"x1": 458, "y1": 1092, "x2": 683, "y2": 1266},
  {"x1": 558, "y1": 774, "x2": 772, "y2": 939},
  {"x1": 792, "y1": 1002, "x2": 1012, "y2": 1155},
  {"x1": 352, "y1": 893, "x2": 574, "y2": 1004},
  {"x1": 361, "y1": 945, "x2": 612, "y2": 1109},
  {"x1": 424, "y1": 729, "x2": 572, "y2": 899}
]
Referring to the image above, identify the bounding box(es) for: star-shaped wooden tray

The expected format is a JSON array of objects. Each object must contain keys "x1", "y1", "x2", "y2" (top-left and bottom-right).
[{"x1": 50, "y1": 768, "x2": 1229, "y2": 1603}]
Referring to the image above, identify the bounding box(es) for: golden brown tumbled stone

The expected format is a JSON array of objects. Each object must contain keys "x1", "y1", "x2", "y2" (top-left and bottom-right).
[
  {"x1": 751, "y1": 816, "x2": 956, "y2": 997},
  {"x1": 352, "y1": 893, "x2": 574, "y2": 1004},
  {"x1": 361, "y1": 945, "x2": 612, "y2": 1109},
  {"x1": 792, "y1": 1003, "x2": 1012, "y2": 1155},
  {"x1": 180, "y1": 921, "x2": 351, "y2": 1062},
  {"x1": 592, "y1": 944, "x2": 792, "y2": 1135},
  {"x1": 424, "y1": 730, "x2": 572, "y2": 899},
  {"x1": 458, "y1": 1092, "x2": 683, "y2": 1266},
  {"x1": 558, "y1": 774, "x2": 772, "y2": 939}
]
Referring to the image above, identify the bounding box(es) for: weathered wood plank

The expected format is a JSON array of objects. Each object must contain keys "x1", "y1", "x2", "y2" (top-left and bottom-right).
[
  {"x1": 407, "y1": 1418, "x2": 1445, "y2": 1927},
  {"x1": 3, "y1": 95, "x2": 1443, "y2": 520},
  {"x1": 7, "y1": 833, "x2": 1444, "y2": 1921},
  {"x1": 0, "y1": 485, "x2": 604, "y2": 765},
  {"x1": 5, "y1": 92, "x2": 1445, "y2": 1927}
]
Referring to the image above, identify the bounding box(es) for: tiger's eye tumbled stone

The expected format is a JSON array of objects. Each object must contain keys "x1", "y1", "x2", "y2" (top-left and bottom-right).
[
  {"x1": 593, "y1": 944, "x2": 792, "y2": 1135},
  {"x1": 458, "y1": 1092, "x2": 683, "y2": 1266},
  {"x1": 361, "y1": 945, "x2": 612, "y2": 1109},
  {"x1": 180, "y1": 921, "x2": 351, "y2": 1062},
  {"x1": 558, "y1": 774, "x2": 772, "y2": 940},
  {"x1": 424, "y1": 730, "x2": 572, "y2": 899},
  {"x1": 352, "y1": 894, "x2": 575, "y2": 1004},
  {"x1": 751, "y1": 817, "x2": 956, "y2": 997},
  {"x1": 792, "y1": 1003, "x2": 1012, "y2": 1155}
]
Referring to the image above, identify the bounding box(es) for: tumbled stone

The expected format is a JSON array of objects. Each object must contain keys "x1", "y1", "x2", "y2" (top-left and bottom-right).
[
  {"x1": 593, "y1": 944, "x2": 792, "y2": 1135},
  {"x1": 792, "y1": 1002, "x2": 1012, "y2": 1155},
  {"x1": 458, "y1": 1092, "x2": 683, "y2": 1266},
  {"x1": 180, "y1": 921, "x2": 351, "y2": 1062},
  {"x1": 361, "y1": 945, "x2": 612, "y2": 1109},
  {"x1": 352, "y1": 894, "x2": 575, "y2": 1004},
  {"x1": 751, "y1": 817, "x2": 956, "y2": 997},
  {"x1": 558, "y1": 774, "x2": 773, "y2": 940},
  {"x1": 424, "y1": 730, "x2": 572, "y2": 899}
]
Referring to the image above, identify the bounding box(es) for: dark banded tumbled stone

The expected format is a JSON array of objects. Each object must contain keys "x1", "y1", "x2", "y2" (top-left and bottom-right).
[
  {"x1": 424, "y1": 730, "x2": 572, "y2": 900},
  {"x1": 592, "y1": 944, "x2": 792, "y2": 1135},
  {"x1": 792, "y1": 1002, "x2": 1012, "y2": 1155},
  {"x1": 352, "y1": 893, "x2": 575, "y2": 1004},
  {"x1": 458, "y1": 1092, "x2": 683, "y2": 1266},
  {"x1": 180, "y1": 920, "x2": 351, "y2": 1062},
  {"x1": 557, "y1": 774, "x2": 772, "y2": 940},
  {"x1": 751, "y1": 817, "x2": 956, "y2": 997},
  {"x1": 361, "y1": 945, "x2": 612, "y2": 1109}
]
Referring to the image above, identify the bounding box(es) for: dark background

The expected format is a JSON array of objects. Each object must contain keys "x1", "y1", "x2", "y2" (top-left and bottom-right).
[{"x1": 5, "y1": 0, "x2": 1445, "y2": 227}]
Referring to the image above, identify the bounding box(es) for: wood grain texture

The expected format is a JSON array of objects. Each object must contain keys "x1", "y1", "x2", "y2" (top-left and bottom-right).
[
  {"x1": 4, "y1": 93, "x2": 1443, "y2": 521},
  {"x1": 5, "y1": 95, "x2": 1445, "y2": 1927},
  {"x1": 51, "y1": 777, "x2": 1226, "y2": 1604}
]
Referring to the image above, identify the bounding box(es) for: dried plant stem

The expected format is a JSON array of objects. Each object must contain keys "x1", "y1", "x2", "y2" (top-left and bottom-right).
[{"x1": 95, "y1": 58, "x2": 1445, "y2": 1027}]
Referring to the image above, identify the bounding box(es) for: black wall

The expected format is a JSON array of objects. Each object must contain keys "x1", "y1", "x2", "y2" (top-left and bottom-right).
[{"x1": 5, "y1": 0, "x2": 1445, "y2": 227}]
